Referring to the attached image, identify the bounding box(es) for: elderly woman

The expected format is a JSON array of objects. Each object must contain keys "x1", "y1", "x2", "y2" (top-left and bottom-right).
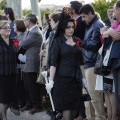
[{"x1": 0, "y1": 20, "x2": 17, "y2": 120}]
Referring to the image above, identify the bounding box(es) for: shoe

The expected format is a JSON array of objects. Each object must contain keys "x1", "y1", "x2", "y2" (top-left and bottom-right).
[
  {"x1": 20, "y1": 106, "x2": 31, "y2": 112},
  {"x1": 28, "y1": 108, "x2": 41, "y2": 115},
  {"x1": 10, "y1": 107, "x2": 20, "y2": 116}
]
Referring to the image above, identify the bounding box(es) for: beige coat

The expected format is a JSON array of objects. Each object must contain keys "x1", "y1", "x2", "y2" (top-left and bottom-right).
[{"x1": 42, "y1": 38, "x2": 49, "y2": 67}]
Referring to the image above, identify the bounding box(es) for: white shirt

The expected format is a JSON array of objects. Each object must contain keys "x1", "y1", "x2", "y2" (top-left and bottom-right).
[{"x1": 28, "y1": 24, "x2": 38, "y2": 32}]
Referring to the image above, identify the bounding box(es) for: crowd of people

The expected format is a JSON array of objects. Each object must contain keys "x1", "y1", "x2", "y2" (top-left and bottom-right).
[{"x1": 0, "y1": 0, "x2": 120, "y2": 120}]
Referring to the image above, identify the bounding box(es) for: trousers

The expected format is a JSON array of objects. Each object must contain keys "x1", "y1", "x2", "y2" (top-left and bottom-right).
[{"x1": 84, "y1": 67, "x2": 105, "y2": 120}]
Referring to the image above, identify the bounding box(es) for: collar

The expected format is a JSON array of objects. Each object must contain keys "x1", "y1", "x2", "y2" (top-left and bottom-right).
[
  {"x1": 28, "y1": 25, "x2": 38, "y2": 32},
  {"x1": 75, "y1": 16, "x2": 80, "y2": 20},
  {"x1": 87, "y1": 15, "x2": 98, "y2": 27}
]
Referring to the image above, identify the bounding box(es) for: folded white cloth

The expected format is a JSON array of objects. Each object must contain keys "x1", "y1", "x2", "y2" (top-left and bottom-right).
[
  {"x1": 45, "y1": 78, "x2": 54, "y2": 93},
  {"x1": 18, "y1": 54, "x2": 26, "y2": 63}
]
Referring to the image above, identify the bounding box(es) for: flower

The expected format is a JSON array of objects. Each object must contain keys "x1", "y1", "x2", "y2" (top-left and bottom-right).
[
  {"x1": 12, "y1": 39, "x2": 20, "y2": 48},
  {"x1": 75, "y1": 37, "x2": 82, "y2": 47}
]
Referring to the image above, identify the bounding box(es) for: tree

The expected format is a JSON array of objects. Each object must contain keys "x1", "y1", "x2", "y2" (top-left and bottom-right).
[
  {"x1": 40, "y1": 8, "x2": 53, "y2": 20},
  {"x1": 30, "y1": 0, "x2": 42, "y2": 26},
  {"x1": 0, "y1": 0, "x2": 6, "y2": 9},
  {"x1": 22, "y1": 9, "x2": 32, "y2": 17},
  {"x1": 92, "y1": 0, "x2": 116, "y2": 20},
  {"x1": 6, "y1": 0, "x2": 22, "y2": 19}
]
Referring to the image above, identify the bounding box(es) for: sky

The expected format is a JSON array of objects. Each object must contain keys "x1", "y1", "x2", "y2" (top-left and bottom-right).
[{"x1": 22, "y1": 0, "x2": 94, "y2": 9}]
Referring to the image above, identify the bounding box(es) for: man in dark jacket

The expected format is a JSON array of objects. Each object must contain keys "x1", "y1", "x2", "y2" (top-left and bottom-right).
[
  {"x1": 70, "y1": 1, "x2": 86, "y2": 40},
  {"x1": 104, "y1": 6, "x2": 113, "y2": 27},
  {"x1": 80, "y1": 4, "x2": 106, "y2": 120}
]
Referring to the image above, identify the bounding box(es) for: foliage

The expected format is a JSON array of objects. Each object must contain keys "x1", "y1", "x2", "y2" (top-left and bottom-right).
[
  {"x1": 40, "y1": 8, "x2": 53, "y2": 20},
  {"x1": 22, "y1": 8, "x2": 53, "y2": 20},
  {"x1": 0, "y1": 0, "x2": 6, "y2": 10},
  {"x1": 22, "y1": 9, "x2": 32, "y2": 17},
  {"x1": 92, "y1": 0, "x2": 116, "y2": 20}
]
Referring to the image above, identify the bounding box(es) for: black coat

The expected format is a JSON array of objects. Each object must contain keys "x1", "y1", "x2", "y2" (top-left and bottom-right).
[
  {"x1": 0, "y1": 36, "x2": 17, "y2": 75},
  {"x1": 103, "y1": 18, "x2": 111, "y2": 28},
  {"x1": 74, "y1": 16, "x2": 86, "y2": 40}
]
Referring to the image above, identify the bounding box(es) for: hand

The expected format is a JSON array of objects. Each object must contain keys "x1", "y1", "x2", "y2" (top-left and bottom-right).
[
  {"x1": 100, "y1": 26, "x2": 108, "y2": 34},
  {"x1": 45, "y1": 78, "x2": 54, "y2": 93},
  {"x1": 82, "y1": 78, "x2": 87, "y2": 88},
  {"x1": 110, "y1": 29, "x2": 120, "y2": 40},
  {"x1": 18, "y1": 54, "x2": 26, "y2": 63},
  {"x1": 39, "y1": 50, "x2": 44, "y2": 61}
]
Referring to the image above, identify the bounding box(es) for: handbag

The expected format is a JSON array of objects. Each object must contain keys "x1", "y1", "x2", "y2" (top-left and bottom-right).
[
  {"x1": 94, "y1": 41, "x2": 114, "y2": 76},
  {"x1": 81, "y1": 85, "x2": 91, "y2": 101},
  {"x1": 94, "y1": 53, "x2": 111, "y2": 76}
]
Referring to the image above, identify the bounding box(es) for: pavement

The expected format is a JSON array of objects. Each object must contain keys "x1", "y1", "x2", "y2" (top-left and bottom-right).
[{"x1": 7, "y1": 108, "x2": 50, "y2": 120}]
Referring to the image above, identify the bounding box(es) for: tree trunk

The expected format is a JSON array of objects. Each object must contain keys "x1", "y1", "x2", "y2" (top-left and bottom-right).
[
  {"x1": 30, "y1": 0, "x2": 42, "y2": 26},
  {"x1": 6, "y1": 0, "x2": 22, "y2": 19}
]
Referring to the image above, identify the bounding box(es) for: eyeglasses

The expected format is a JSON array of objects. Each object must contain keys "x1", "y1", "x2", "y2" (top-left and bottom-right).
[
  {"x1": 66, "y1": 26, "x2": 75, "y2": 29},
  {"x1": 0, "y1": 27, "x2": 10, "y2": 30}
]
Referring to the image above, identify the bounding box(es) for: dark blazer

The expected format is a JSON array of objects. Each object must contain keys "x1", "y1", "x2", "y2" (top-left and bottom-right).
[
  {"x1": 19, "y1": 25, "x2": 43, "y2": 73},
  {"x1": 74, "y1": 16, "x2": 86, "y2": 40},
  {"x1": 10, "y1": 21, "x2": 17, "y2": 38},
  {"x1": 47, "y1": 30, "x2": 55, "y2": 69},
  {"x1": 45, "y1": 23, "x2": 52, "y2": 40},
  {"x1": 110, "y1": 41, "x2": 120, "y2": 58},
  {"x1": 103, "y1": 18, "x2": 111, "y2": 28},
  {"x1": 0, "y1": 36, "x2": 17, "y2": 75}
]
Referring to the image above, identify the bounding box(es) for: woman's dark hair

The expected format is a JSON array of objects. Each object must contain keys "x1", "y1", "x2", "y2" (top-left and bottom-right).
[
  {"x1": 55, "y1": 7, "x2": 74, "y2": 38},
  {"x1": 3, "y1": 7, "x2": 15, "y2": 21},
  {"x1": 14, "y1": 19, "x2": 26, "y2": 32},
  {"x1": 61, "y1": 18, "x2": 76, "y2": 34},
  {"x1": 49, "y1": 12, "x2": 61, "y2": 23},
  {"x1": 115, "y1": 0, "x2": 120, "y2": 9},
  {"x1": 79, "y1": 4, "x2": 95, "y2": 15},
  {"x1": 44, "y1": 13, "x2": 50, "y2": 22},
  {"x1": 70, "y1": 1, "x2": 82, "y2": 14}
]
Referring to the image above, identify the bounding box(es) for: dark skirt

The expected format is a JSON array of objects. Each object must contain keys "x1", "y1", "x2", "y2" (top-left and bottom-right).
[
  {"x1": 103, "y1": 77, "x2": 113, "y2": 93},
  {"x1": 0, "y1": 74, "x2": 16, "y2": 104},
  {"x1": 52, "y1": 75, "x2": 82, "y2": 111}
]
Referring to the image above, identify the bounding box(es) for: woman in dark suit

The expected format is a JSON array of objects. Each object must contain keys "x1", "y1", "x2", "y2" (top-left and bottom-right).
[
  {"x1": 46, "y1": 7, "x2": 85, "y2": 120},
  {"x1": 0, "y1": 20, "x2": 17, "y2": 120}
]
